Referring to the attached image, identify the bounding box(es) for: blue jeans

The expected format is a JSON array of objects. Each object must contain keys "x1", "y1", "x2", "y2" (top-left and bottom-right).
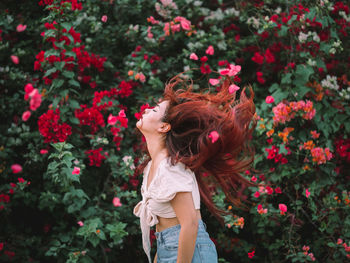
[{"x1": 155, "y1": 219, "x2": 218, "y2": 263}]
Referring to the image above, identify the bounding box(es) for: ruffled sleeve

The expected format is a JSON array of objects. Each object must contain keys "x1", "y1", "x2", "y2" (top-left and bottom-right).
[{"x1": 151, "y1": 159, "x2": 194, "y2": 202}]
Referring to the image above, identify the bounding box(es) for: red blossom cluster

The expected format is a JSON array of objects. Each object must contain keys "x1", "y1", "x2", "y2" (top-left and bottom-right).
[
  {"x1": 0, "y1": 194, "x2": 10, "y2": 210},
  {"x1": 74, "y1": 105, "x2": 106, "y2": 135},
  {"x1": 134, "y1": 103, "x2": 154, "y2": 120},
  {"x1": 251, "y1": 48, "x2": 275, "y2": 64},
  {"x1": 34, "y1": 21, "x2": 107, "y2": 87},
  {"x1": 265, "y1": 145, "x2": 291, "y2": 164},
  {"x1": 85, "y1": 148, "x2": 107, "y2": 167},
  {"x1": 335, "y1": 137, "x2": 350, "y2": 163},
  {"x1": 332, "y1": 2, "x2": 350, "y2": 36},
  {"x1": 38, "y1": 0, "x2": 82, "y2": 11},
  {"x1": 92, "y1": 81, "x2": 135, "y2": 106},
  {"x1": 38, "y1": 108, "x2": 72, "y2": 143}
]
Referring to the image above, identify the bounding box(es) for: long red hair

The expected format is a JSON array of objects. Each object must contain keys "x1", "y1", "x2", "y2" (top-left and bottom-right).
[{"x1": 135, "y1": 73, "x2": 260, "y2": 225}]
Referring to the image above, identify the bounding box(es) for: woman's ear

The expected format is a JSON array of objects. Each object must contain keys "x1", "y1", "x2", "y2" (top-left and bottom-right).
[{"x1": 158, "y1": 122, "x2": 171, "y2": 133}]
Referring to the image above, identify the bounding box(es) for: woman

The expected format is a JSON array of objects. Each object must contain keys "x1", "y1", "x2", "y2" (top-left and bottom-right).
[{"x1": 133, "y1": 74, "x2": 258, "y2": 263}]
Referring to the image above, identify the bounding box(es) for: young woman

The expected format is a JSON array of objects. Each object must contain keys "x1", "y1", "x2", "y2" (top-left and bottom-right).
[{"x1": 133, "y1": 74, "x2": 258, "y2": 263}]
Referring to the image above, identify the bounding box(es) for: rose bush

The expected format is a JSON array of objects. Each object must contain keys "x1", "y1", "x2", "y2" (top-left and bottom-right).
[{"x1": 0, "y1": 0, "x2": 349, "y2": 262}]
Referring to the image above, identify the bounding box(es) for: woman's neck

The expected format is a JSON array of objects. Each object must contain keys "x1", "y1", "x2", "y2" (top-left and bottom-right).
[{"x1": 144, "y1": 134, "x2": 168, "y2": 162}]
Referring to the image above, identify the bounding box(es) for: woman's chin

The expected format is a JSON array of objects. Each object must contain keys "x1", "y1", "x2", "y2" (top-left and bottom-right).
[{"x1": 136, "y1": 119, "x2": 143, "y2": 129}]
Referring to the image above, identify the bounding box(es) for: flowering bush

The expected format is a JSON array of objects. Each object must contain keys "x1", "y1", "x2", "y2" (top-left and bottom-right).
[{"x1": 0, "y1": 0, "x2": 349, "y2": 262}]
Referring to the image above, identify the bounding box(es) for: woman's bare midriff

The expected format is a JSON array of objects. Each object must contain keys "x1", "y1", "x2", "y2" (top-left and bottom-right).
[{"x1": 156, "y1": 209, "x2": 202, "y2": 232}]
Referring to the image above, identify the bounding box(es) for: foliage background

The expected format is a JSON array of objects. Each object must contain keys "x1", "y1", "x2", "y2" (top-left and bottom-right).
[{"x1": 0, "y1": 0, "x2": 349, "y2": 262}]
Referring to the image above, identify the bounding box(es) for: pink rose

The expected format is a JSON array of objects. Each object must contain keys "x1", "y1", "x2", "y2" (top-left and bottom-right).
[
  {"x1": 113, "y1": 197, "x2": 122, "y2": 207},
  {"x1": 206, "y1": 45, "x2": 214, "y2": 55},
  {"x1": 279, "y1": 204, "x2": 287, "y2": 215},
  {"x1": 11, "y1": 55, "x2": 19, "y2": 64},
  {"x1": 189, "y1": 53, "x2": 198, "y2": 60},
  {"x1": 208, "y1": 131, "x2": 219, "y2": 143},
  {"x1": 72, "y1": 167, "x2": 80, "y2": 175},
  {"x1": 16, "y1": 24, "x2": 27, "y2": 32},
  {"x1": 108, "y1": 114, "x2": 118, "y2": 125},
  {"x1": 22, "y1": 111, "x2": 31, "y2": 122},
  {"x1": 101, "y1": 15, "x2": 108, "y2": 23},
  {"x1": 228, "y1": 84, "x2": 240, "y2": 94},
  {"x1": 40, "y1": 149, "x2": 49, "y2": 154},
  {"x1": 265, "y1": 95, "x2": 275, "y2": 104},
  {"x1": 11, "y1": 164, "x2": 23, "y2": 174},
  {"x1": 209, "y1": 78, "x2": 220, "y2": 86}
]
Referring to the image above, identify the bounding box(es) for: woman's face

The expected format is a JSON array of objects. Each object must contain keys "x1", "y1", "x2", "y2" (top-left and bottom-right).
[{"x1": 136, "y1": 100, "x2": 170, "y2": 135}]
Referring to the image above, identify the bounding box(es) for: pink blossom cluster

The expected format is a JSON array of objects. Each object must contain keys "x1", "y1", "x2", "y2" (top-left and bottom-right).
[
  {"x1": 336, "y1": 238, "x2": 350, "y2": 259},
  {"x1": 310, "y1": 147, "x2": 333, "y2": 165},
  {"x1": 302, "y1": 245, "x2": 316, "y2": 261},
  {"x1": 163, "y1": 16, "x2": 191, "y2": 36},
  {"x1": 22, "y1": 83, "x2": 42, "y2": 121},
  {"x1": 272, "y1": 100, "x2": 316, "y2": 125},
  {"x1": 108, "y1": 110, "x2": 129, "y2": 150},
  {"x1": 253, "y1": 184, "x2": 283, "y2": 199},
  {"x1": 38, "y1": 108, "x2": 72, "y2": 143}
]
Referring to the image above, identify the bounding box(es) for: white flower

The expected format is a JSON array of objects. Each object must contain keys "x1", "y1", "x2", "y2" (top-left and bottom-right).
[
  {"x1": 321, "y1": 75, "x2": 339, "y2": 90},
  {"x1": 298, "y1": 32, "x2": 308, "y2": 43},
  {"x1": 247, "y1": 17, "x2": 260, "y2": 29},
  {"x1": 217, "y1": 40, "x2": 227, "y2": 51},
  {"x1": 194, "y1": 1, "x2": 202, "y2": 7},
  {"x1": 183, "y1": 65, "x2": 190, "y2": 72},
  {"x1": 307, "y1": 59, "x2": 316, "y2": 66},
  {"x1": 205, "y1": 8, "x2": 225, "y2": 21},
  {"x1": 224, "y1": 8, "x2": 240, "y2": 16}
]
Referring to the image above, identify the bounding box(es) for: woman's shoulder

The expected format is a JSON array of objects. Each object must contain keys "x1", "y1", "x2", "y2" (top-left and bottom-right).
[
  {"x1": 151, "y1": 157, "x2": 195, "y2": 201},
  {"x1": 161, "y1": 157, "x2": 194, "y2": 175}
]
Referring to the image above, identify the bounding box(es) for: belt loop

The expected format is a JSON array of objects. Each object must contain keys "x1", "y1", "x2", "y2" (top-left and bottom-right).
[{"x1": 159, "y1": 232, "x2": 163, "y2": 244}]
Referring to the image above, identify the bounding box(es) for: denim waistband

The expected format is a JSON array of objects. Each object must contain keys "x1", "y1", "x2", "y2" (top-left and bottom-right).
[{"x1": 155, "y1": 219, "x2": 207, "y2": 241}]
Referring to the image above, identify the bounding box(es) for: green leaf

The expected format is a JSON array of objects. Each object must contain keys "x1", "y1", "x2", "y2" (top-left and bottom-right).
[
  {"x1": 62, "y1": 71, "x2": 75, "y2": 79},
  {"x1": 44, "y1": 68, "x2": 58, "y2": 77},
  {"x1": 52, "y1": 97, "x2": 60, "y2": 109},
  {"x1": 68, "y1": 79, "x2": 80, "y2": 88},
  {"x1": 65, "y1": 51, "x2": 76, "y2": 59},
  {"x1": 69, "y1": 116, "x2": 80, "y2": 124},
  {"x1": 271, "y1": 89, "x2": 288, "y2": 102},
  {"x1": 88, "y1": 235, "x2": 100, "y2": 247},
  {"x1": 281, "y1": 73, "x2": 292, "y2": 85},
  {"x1": 278, "y1": 25, "x2": 288, "y2": 37},
  {"x1": 54, "y1": 61, "x2": 65, "y2": 71},
  {"x1": 61, "y1": 22, "x2": 72, "y2": 31},
  {"x1": 327, "y1": 242, "x2": 336, "y2": 248},
  {"x1": 69, "y1": 99, "x2": 80, "y2": 109},
  {"x1": 52, "y1": 78, "x2": 64, "y2": 89}
]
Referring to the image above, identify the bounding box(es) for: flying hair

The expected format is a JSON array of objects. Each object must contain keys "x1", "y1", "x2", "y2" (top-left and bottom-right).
[{"x1": 135, "y1": 71, "x2": 262, "y2": 226}]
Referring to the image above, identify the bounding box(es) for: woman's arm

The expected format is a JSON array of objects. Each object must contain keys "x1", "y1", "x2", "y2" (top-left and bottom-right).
[
  {"x1": 170, "y1": 192, "x2": 198, "y2": 263},
  {"x1": 154, "y1": 252, "x2": 157, "y2": 263}
]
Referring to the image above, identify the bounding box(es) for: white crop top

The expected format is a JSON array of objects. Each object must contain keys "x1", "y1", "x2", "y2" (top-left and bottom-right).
[{"x1": 133, "y1": 157, "x2": 200, "y2": 263}]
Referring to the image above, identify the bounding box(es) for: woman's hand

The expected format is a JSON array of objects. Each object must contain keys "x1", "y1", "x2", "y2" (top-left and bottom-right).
[{"x1": 170, "y1": 192, "x2": 198, "y2": 263}]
